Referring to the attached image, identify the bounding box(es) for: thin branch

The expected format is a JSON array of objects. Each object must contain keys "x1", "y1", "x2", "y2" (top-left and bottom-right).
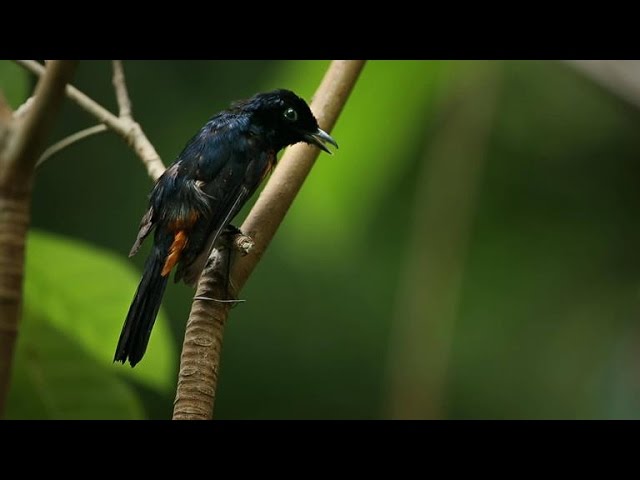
[
  {"x1": 112, "y1": 61, "x2": 132, "y2": 119},
  {"x1": 15, "y1": 60, "x2": 165, "y2": 181},
  {"x1": 36, "y1": 124, "x2": 107, "y2": 169},
  {"x1": 172, "y1": 60, "x2": 366, "y2": 420}
]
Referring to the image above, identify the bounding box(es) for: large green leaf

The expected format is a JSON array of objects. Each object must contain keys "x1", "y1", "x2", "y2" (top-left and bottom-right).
[
  {"x1": 0, "y1": 60, "x2": 30, "y2": 108},
  {"x1": 21, "y1": 230, "x2": 176, "y2": 393},
  {"x1": 6, "y1": 313, "x2": 145, "y2": 419},
  {"x1": 6, "y1": 229, "x2": 177, "y2": 418}
]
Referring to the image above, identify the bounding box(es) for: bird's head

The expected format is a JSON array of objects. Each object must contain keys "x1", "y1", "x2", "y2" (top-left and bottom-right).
[{"x1": 233, "y1": 89, "x2": 338, "y2": 154}]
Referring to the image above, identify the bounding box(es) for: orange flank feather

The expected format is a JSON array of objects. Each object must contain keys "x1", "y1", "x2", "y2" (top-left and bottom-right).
[
  {"x1": 162, "y1": 231, "x2": 188, "y2": 276},
  {"x1": 161, "y1": 209, "x2": 200, "y2": 277},
  {"x1": 168, "y1": 210, "x2": 200, "y2": 231}
]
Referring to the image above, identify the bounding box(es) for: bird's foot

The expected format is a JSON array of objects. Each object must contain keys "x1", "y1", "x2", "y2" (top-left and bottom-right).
[
  {"x1": 223, "y1": 224, "x2": 254, "y2": 256},
  {"x1": 223, "y1": 224, "x2": 243, "y2": 236},
  {"x1": 200, "y1": 225, "x2": 251, "y2": 307}
]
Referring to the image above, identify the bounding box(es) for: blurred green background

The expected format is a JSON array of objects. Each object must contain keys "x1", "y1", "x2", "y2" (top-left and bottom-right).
[{"x1": 2, "y1": 60, "x2": 640, "y2": 419}]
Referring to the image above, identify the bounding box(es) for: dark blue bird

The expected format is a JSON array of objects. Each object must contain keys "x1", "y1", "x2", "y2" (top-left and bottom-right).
[{"x1": 114, "y1": 89, "x2": 338, "y2": 367}]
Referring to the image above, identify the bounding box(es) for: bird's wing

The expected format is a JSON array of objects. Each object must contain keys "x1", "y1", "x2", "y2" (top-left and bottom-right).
[
  {"x1": 175, "y1": 180, "x2": 252, "y2": 287},
  {"x1": 128, "y1": 120, "x2": 232, "y2": 258},
  {"x1": 175, "y1": 148, "x2": 275, "y2": 287},
  {"x1": 129, "y1": 205, "x2": 155, "y2": 257}
]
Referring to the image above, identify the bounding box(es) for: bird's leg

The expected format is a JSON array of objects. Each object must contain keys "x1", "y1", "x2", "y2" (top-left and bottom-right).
[
  {"x1": 222, "y1": 227, "x2": 235, "y2": 299},
  {"x1": 224, "y1": 224, "x2": 243, "y2": 236},
  {"x1": 194, "y1": 225, "x2": 253, "y2": 306},
  {"x1": 223, "y1": 224, "x2": 254, "y2": 254},
  {"x1": 221, "y1": 224, "x2": 254, "y2": 307}
]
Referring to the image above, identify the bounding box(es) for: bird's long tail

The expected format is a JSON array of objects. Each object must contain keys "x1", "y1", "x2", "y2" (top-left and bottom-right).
[{"x1": 114, "y1": 248, "x2": 168, "y2": 367}]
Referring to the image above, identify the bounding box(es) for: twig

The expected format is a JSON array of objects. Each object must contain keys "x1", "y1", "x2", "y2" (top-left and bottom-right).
[
  {"x1": 172, "y1": 60, "x2": 366, "y2": 420},
  {"x1": 16, "y1": 60, "x2": 165, "y2": 181},
  {"x1": 36, "y1": 124, "x2": 107, "y2": 169},
  {"x1": 0, "y1": 61, "x2": 77, "y2": 417},
  {"x1": 112, "y1": 61, "x2": 133, "y2": 119}
]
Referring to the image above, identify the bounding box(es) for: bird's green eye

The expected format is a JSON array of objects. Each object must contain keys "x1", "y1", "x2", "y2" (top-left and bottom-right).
[{"x1": 283, "y1": 107, "x2": 298, "y2": 122}]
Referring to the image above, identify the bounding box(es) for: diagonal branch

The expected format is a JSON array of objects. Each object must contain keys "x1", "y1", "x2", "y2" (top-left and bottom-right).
[
  {"x1": 172, "y1": 60, "x2": 366, "y2": 420},
  {"x1": 231, "y1": 61, "x2": 365, "y2": 291},
  {"x1": 16, "y1": 60, "x2": 165, "y2": 181}
]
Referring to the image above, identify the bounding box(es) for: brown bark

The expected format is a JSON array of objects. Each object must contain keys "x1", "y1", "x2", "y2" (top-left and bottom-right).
[
  {"x1": 172, "y1": 248, "x2": 231, "y2": 420},
  {"x1": 0, "y1": 60, "x2": 77, "y2": 416},
  {"x1": 0, "y1": 191, "x2": 31, "y2": 417},
  {"x1": 172, "y1": 60, "x2": 366, "y2": 420}
]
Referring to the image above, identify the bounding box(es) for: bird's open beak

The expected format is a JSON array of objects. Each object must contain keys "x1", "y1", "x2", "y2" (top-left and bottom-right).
[{"x1": 304, "y1": 128, "x2": 339, "y2": 155}]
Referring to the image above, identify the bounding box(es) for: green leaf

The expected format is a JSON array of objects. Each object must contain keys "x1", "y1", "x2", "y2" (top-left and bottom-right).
[
  {"x1": 21, "y1": 230, "x2": 176, "y2": 393},
  {"x1": 6, "y1": 313, "x2": 145, "y2": 419},
  {"x1": 0, "y1": 60, "x2": 30, "y2": 109}
]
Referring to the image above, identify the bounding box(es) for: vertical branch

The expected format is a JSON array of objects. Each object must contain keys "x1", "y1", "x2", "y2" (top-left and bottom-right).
[
  {"x1": 0, "y1": 60, "x2": 77, "y2": 417},
  {"x1": 172, "y1": 247, "x2": 232, "y2": 420},
  {"x1": 386, "y1": 61, "x2": 501, "y2": 419},
  {"x1": 112, "y1": 60, "x2": 133, "y2": 119},
  {"x1": 172, "y1": 60, "x2": 366, "y2": 420},
  {"x1": 0, "y1": 194, "x2": 30, "y2": 417}
]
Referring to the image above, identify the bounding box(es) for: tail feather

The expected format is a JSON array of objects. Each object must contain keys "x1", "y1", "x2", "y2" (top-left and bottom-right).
[{"x1": 114, "y1": 249, "x2": 168, "y2": 367}]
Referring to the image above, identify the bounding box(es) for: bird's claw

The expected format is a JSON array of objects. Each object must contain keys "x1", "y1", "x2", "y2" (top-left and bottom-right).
[{"x1": 222, "y1": 224, "x2": 254, "y2": 256}]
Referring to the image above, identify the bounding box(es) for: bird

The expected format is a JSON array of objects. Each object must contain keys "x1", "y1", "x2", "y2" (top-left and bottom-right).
[{"x1": 113, "y1": 89, "x2": 338, "y2": 367}]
